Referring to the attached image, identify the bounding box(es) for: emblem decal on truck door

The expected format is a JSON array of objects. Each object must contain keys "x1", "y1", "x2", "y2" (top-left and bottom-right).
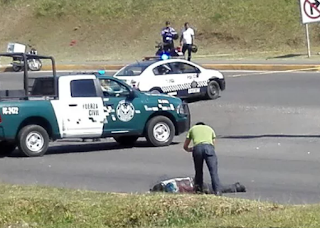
[{"x1": 116, "y1": 100, "x2": 135, "y2": 122}]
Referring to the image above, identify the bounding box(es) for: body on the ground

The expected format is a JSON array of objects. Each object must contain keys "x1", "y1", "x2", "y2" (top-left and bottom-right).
[{"x1": 150, "y1": 176, "x2": 246, "y2": 194}]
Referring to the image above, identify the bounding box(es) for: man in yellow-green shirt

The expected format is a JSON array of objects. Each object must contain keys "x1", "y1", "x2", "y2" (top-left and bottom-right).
[{"x1": 183, "y1": 122, "x2": 222, "y2": 195}]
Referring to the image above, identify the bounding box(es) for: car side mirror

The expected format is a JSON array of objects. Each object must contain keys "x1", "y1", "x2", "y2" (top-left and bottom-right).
[
  {"x1": 103, "y1": 91, "x2": 109, "y2": 97},
  {"x1": 128, "y1": 89, "x2": 136, "y2": 99}
]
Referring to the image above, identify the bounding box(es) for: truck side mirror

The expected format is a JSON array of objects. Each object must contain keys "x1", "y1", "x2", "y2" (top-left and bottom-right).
[{"x1": 128, "y1": 89, "x2": 136, "y2": 99}]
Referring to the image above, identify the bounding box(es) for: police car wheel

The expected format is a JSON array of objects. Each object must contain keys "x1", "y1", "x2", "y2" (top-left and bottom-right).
[
  {"x1": 0, "y1": 141, "x2": 16, "y2": 156},
  {"x1": 17, "y1": 125, "x2": 50, "y2": 157},
  {"x1": 149, "y1": 89, "x2": 161, "y2": 94},
  {"x1": 206, "y1": 80, "x2": 220, "y2": 100},
  {"x1": 113, "y1": 136, "x2": 138, "y2": 147},
  {"x1": 146, "y1": 116, "x2": 175, "y2": 147}
]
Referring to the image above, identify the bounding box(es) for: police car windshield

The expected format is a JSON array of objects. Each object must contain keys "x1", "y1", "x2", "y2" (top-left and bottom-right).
[{"x1": 116, "y1": 61, "x2": 155, "y2": 76}]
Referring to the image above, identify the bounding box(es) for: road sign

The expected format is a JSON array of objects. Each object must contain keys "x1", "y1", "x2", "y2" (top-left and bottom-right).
[
  {"x1": 298, "y1": 0, "x2": 319, "y2": 58},
  {"x1": 300, "y1": 0, "x2": 320, "y2": 24}
]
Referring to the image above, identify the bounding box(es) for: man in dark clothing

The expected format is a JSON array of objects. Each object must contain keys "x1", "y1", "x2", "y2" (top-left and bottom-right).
[
  {"x1": 161, "y1": 21, "x2": 178, "y2": 53},
  {"x1": 183, "y1": 122, "x2": 222, "y2": 195}
]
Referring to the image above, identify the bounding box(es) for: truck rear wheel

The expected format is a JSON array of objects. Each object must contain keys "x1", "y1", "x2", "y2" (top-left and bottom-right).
[
  {"x1": 145, "y1": 116, "x2": 175, "y2": 147},
  {"x1": 0, "y1": 141, "x2": 16, "y2": 156},
  {"x1": 17, "y1": 125, "x2": 50, "y2": 157},
  {"x1": 114, "y1": 136, "x2": 139, "y2": 147}
]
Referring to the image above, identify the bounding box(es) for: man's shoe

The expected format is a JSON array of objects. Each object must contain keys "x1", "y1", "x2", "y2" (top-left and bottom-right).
[{"x1": 235, "y1": 182, "x2": 246, "y2": 192}]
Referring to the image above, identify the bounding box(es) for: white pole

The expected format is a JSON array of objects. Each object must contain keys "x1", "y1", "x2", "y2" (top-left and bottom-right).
[{"x1": 305, "y1": 23, "x2": 311, "y2": 58}]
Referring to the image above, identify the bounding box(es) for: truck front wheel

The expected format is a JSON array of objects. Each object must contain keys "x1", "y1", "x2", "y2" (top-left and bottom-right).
[
  {"x1": 0, "y1": 141, "x2": 17, "y2": 156},
  {"x1": 145, "y1": 116, "x2": 175, "y2": 147},
  {"x1": 17, "y1": 125, "x2": 50, "y2": 157}
]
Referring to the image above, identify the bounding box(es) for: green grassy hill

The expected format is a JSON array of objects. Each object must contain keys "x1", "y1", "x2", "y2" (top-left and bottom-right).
[
  {"x1": 1, "y1": 183, "x2": 320, "y2": 228},
  {"x1": 0, "y1": 0, "x2": 318, "y2": 61}
]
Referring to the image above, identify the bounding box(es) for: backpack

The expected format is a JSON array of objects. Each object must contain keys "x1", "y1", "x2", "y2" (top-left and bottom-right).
[{"x1": 150, "y1": 177, "x2": 192, "y2": 193}]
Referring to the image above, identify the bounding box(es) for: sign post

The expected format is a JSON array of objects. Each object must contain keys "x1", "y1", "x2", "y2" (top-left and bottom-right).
[
  {"x1": 299, "y1": 0, "x2": 320, "y2": 57},
  {"x1": 305, "y1": 24, "x2": 311, "y2": 57}
]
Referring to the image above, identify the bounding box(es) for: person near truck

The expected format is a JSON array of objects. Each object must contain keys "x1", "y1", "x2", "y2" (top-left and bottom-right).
[
  {"x1": 183, "y1": 122, "x2": 222, "y2": 196},
  {"x1": 180, "y1": 22, "x2": 194, "y2": 61}
]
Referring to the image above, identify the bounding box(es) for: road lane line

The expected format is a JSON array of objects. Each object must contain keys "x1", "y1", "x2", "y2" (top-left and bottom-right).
[{"x1": 229, "y1": 67, "x2": 320, "y2": 77}]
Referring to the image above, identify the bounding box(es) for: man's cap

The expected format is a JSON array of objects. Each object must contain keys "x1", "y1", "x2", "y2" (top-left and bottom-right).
[{"x1": 166, "y1": 21, "x2": 170, "y2": 25}]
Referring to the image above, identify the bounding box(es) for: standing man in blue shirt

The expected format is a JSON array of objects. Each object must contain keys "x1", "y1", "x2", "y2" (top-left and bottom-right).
[{"x1": 161, "y1": 21, "x2": 178, "y2": 53}]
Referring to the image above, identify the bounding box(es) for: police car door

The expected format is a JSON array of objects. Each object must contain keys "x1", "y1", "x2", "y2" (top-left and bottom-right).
[
  {"x1": 170, "y1": 62, "x2": 202, "y2": 96},
  {"x1": 99, "y1": 78, "x2": 144, "y2": 136},
  {"x1": 152, "y1": 63, "x2": 185, "y2": 96}
]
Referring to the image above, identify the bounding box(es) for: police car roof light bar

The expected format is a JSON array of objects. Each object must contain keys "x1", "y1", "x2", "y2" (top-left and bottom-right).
[
  {"x1": 160, "y1": 53, "x2": 169, "y2": 60},
  {"x1": 143, "y1": 56, "x2": 185, "y2": 61}
]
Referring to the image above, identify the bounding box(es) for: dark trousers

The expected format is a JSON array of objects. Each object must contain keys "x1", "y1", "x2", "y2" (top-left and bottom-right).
[
  {"x1": 192, "y1": 143, "x2": 221, "y2": 194},
  {"x1": 182, "y1": 44, "x2": 192, "y2": 61},
  {"x1": 163, "y1": 42, "x2": 174, "y2": 53}
]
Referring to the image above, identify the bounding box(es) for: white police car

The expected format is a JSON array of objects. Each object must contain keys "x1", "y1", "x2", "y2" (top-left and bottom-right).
[{"x1": 113, "y1": 56, "x2": 225, "y2": 100}]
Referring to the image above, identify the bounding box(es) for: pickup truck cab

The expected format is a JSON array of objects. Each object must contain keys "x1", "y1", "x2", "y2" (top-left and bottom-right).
[{"x1": 0, "y1": 54, "x2": 190, "y2": 157}]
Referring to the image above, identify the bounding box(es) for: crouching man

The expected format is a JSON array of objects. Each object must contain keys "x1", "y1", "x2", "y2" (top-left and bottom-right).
[{"x1": 183, "y1": 121, "x2": 222, "y2": 195}]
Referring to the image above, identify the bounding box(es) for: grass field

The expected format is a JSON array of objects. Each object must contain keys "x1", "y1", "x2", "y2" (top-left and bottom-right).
[
  {"x1": 0, "y1": 0, "x2": 319, "y2": 62},
  {"x1": 0, "y1": 183, "x2": 319, "y2": 228}
]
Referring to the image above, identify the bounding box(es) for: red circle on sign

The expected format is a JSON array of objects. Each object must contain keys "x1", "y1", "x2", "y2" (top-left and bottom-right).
[{"x1": 304, "y1": 0, "x2": 320, "y2": 19}]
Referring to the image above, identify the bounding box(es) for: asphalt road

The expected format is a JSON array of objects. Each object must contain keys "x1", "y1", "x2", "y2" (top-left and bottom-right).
[{"x1": 1, "y1": 70, "x2": 320, "y2": 205}]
